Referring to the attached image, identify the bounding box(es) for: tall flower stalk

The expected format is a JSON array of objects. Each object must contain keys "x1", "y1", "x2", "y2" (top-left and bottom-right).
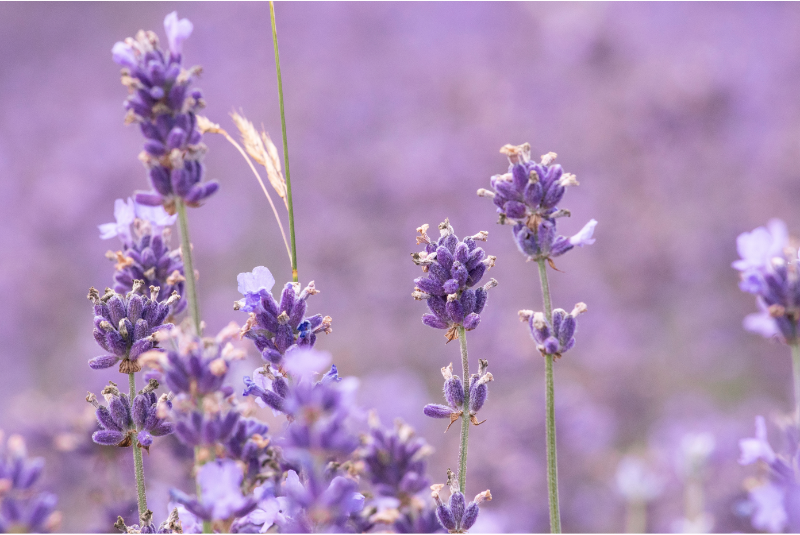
[
  {"x1": 414, "y1": 220, "x2": 496, "y2": 531},
  {"x1": 480, "y1": 142, "x2": 596, "y2": 533}
]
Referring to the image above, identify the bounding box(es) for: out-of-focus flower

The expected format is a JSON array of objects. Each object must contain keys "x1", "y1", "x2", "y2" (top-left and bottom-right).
[
  {"x1": 0, "y1": 432, "x2": 60, "y2": 533},
  {"x1": 615, "y1": 456, "x2": 665, "y2": 503},
  {"x1": 169, "y1": 460, "x2": 257, "y2": 523},
  {"x1": 739, "y1": 416, "x2": 776, "y2": 466},
  {"x1": 411, "y1": 219, "x2": 497, "y2": 341}
]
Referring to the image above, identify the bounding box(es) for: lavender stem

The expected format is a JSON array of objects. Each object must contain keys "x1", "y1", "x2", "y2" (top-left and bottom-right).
[
  {"x1": 269, "y1": 1, "x2": 298, "y2": 283},
  {"x1": 537, "y1": 258, "x2": 562, "y2": 533},
  {"x1": 128, "y1": 372, "x2": 148, "y2": 520},
  {"x1": 457, "y1": 325, "x2": 471, "y2": 494},
  {"x1": 791, "y1": 343, "x2": 800, "y2": 424},
  {"x1": 176, "y1": 199, "x2": 201, "y2": 335}
]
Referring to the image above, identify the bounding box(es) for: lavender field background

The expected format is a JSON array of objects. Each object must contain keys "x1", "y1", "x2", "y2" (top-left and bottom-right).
[{"x1": 2, "y1": 2, "x2": 800, "y2": 532}]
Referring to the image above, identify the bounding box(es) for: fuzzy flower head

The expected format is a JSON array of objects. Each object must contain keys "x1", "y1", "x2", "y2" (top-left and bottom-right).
[
  {"x1": 0, "y1": 432, "x2": 60, "y2": 533},
  {"x1": 423, "y1": 360, "x2": 493, "y2": 431},
  {"x1": 276, "y1": 469, "x2": 365, "y2": 533},
  {"x1": 411, "y1": 219, "x2": 498, "y2": 342},
  {"x1": 169, "y1": 459, "x2": 257, "y2": 523},
  {"x1": 86, "y1": 380, "x2": 173, "y2": 451},
  {"x1": 431, "y1": 480, "x2": 491, "y2": 533},
  {"x1": 101, "y1": 198, "x2": 186, "y2": 315},
  {"x1": 733, "y1": 220, "x2": 800, "y2": 344},
  {"x1": 519, "y1": 303, "x2": 587, "y2": 358},
  {"x1": 236, "y1": 268, "x2": 331, "y2": 367},
  {"x1": 112, "y1": 15, "x2": 219, "y2": 212},
  {"x1": 87, "y1": 282, "x2": 179, "y2": 373}
]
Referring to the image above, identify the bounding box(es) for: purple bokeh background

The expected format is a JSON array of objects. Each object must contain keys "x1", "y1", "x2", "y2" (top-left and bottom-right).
[{"x1": 2, "y1": 2, "x2": 800, "y2": 532}]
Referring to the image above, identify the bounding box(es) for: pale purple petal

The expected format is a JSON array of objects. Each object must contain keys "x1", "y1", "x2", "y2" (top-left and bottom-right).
[
  {"x1": 750, "y1": 483, "x2": 787, "y2": 533},
  {"x1": 569, "y1": 219, "x2": 597, "y2": 247},
  {"x1": 134, "y1": 202, "x2": 177, "y2": 228},
  {"x1": 733, "y1": 220, "x2": 787, "y2": 271},
  {"x1": 237, "y1": 266, "x2": 276, "y2": 296},
  {"x1": 99, "y1": 198, "x2": 135, "y2": 240},
  {"x1": 112, "y1": 41, "x2": 136, "y2": 68},
  {"x1": 284, "y1": 348, "x2": 332, "y2": 380},
  {"x1": 198, "y1": 459, "x2": 250, "y2": 520},
  {"x1": 743, "y1": 301, "x2": 779, "y2": 339},
  {"x1": 739, "y1": 415, "x2": 776, "y2": 465},
  {"x1": 164, "y1": 12, "x2": 193, "y2": 56}
]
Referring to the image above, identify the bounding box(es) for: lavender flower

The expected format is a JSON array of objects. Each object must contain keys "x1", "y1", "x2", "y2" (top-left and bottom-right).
[
  {"x1": 88, "y1": 282, "x2": 179, "y2": 373},
  {"x1": 477, "y1": 143, "x2": 596, "y2": 263},
  {"x1": 100, "y1": 198, "x2": 186, "y2": 315},
  {"x1": 114, "y1": 508, "x2": 183, "y2": 534},
  {"x1": 87, "y1": 381, "x2": 173, "y2": 450},
  {"x1": 733, "y1": 220, "x2": 800, "y2": 343},
  {"x1": 169, "y1": 460, "x2": 257, "y2": 524},
  {"x1": 411, "y1": 219, "x2": 497, "y2": 341},
  {"x1": 236, "y1": 267, "x2": 332, "y2": 367},
  {"x1": 276, "y1": 469, "x2": 365, "y2": 533},
  {"x1": 430, "y1": 484, "x2": 491, "y2": 533},
  {"x1": 0, "y1": 432, "x2": 60, "y2": 533},
  {"x1": 423, "y1": 361, "x2": 493, "y2": 430},
  {"x1": 737, "y1": 415, "x2": 800, "y2": 533},
  {"x1": 112, "y1": 12, "x2": 219, "y2": 211},
  {"x1": 360, "y1": 415, "x2": 432, "y2": 498},
  {"x1": 242, "y1": 350, "x2": 360, "y2": 462},
  {"x1": 518, "y1": 303, "x2": 588, "y2": 357}
]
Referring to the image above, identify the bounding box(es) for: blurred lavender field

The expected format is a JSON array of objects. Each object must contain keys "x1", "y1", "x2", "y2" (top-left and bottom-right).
[{"x1": 2, "y1": 1, "x2": 800, "y2": 532}]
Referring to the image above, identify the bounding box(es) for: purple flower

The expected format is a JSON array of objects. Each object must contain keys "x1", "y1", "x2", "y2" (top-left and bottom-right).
[
  {"x1": 732, "y1": 219, "x2": 788, "y2": 272},
  {"x1": 163, "y1": 12, "x2": 193, "y2": 57},
  {"x1": 99, "y1": 198, "x2": 136, "y2": 241},
  {"x1": 86, "y1": 381, "x2": 173, "y2": 450},
  {"x1": 87, "y1": 282, "x2": 179, "y2": 373},
  {"x1": 569, "y1": 219, "x2": 598, "y2": 247},
  {"x1": 411, "y1": 220, "x2": 497, "y2": 340},
  {"x1": 519, "y1": 303, "x2": 587, "y2": 357},
  {"x1": 423, "y1": 361, "x2": 493, "y2": 430},
  {"x1": 431, "y1": 485, "x2": 491, "y2": 533},
  {"x1": 237, "y1": 277, "x2": 331, "y2": 367},
  {"x1": 112, "y1": 16, "x2": 219, "y2": 211},
  {"x1": 749, "y1": 483, "x2": 788, "y2": 533},
  {"x1": 733, "y1": 221, "x2": 800, "y2": 344},
  {"x1": 740, "y1": 416, "x2": 777, "y2": 465},
  {"x1": 169, "y1": 460, "x2": 257, "y2": 522},
  {"x1": 276, "y1": 470, "x2": 365, "y2": 532},
  {"x1": 360, "y1": 416, "x2": 432, "y2": 498},
  {"x1": 0, "y1": 434, "x2": 58, "y2": 533}
]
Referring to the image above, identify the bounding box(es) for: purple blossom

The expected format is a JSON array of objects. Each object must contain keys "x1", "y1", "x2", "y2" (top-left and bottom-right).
[
  {"x1": 236, "y1": 275, "x2": 331, "y2": 367},
  {"x1": 739, "y1": 416, "x2": 776, "y2": 465},
  {"x1": 411, "y1": 219, "x2": 497, "y2": 340},
  {"x1": 733, "y1": 221, "x2": 800, "y2": 344},
  {"x1": 87, "y1": 282, "x2": 179, "y2": 373},
  {"x1": 360, "y1": 416, "x2": 432, "y2": 498},
  {"x1": 423, "y1": 361, "x2": 493, "y2": 430},
  {"x1": 568, "y1": 219, "x2": 598, "y2": 247},
  {"x1": 169, "y1": 460, "x2": 257, "y2": 522},
  {"x1": 86, "y1": 381, "x2": 173, "y2": 450},
  {"x1": 0, "y1": 433, "x2": 59, "y2": 533},
  {"x1": 519, "y1": 303, "x2": 588, "y2": 357},
  {"x1": 99, "y1": 198, "x2": 136, "y2": 241},
  {"x1": 112, "y1": 15, "x2": 219, "y2": 211},
  {"x1": 431, "y1": 485, "x2": 491, "y2": 533},
  {"x1": 163, "y1": 12, "x2": 193, "y2": 57},
  {"x1": 276, "y1": 470, "x2": 365, "y2": 532}
]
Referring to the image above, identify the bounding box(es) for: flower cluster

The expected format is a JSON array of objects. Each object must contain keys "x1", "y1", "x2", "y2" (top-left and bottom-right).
[
  {"x1": 478, "y1": 143, "x2": 596, "y2": 263},
  {"x1": 100, "y1": 198, "x2": 187, "y2": 315},
  {"x1": 411, "y1": 219, "x2": 497, "y2": 341},
  {"x1": 423, "y1": 361, "x2": 493, "y2": 431},
  {"x1": 738, "y1": 415, "x2": 800, "y2": 532},
  {"x1": 87, "y1": 381, "x2": 173, "y2": 450},
  {"x1": 112, "y1": 12, "x2": 219, "y2": 211},
  {"x1": 733, "y1": 219, "x2": 800, "y2": 344},
  {"x1": 88, "y1": 281, "x2": 179, "y2": 373},
  {"x1": 519, "y1": 303, "x2": 588, "y2": 358},
  {"x1": 0, "y1": 432, "x2": 60, "y2": 533},
  {"x1": 236, "y1": 266, "x2": 332, "y2": 367},
  {"x1": 360, "y1": 416, "x2": 431, "y2": 498},
  {"x1": 431, "y1": 483, "x2": 491, "y2": 534}
]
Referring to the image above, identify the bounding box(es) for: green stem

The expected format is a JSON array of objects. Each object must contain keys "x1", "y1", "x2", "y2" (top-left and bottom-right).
[
  {"x1": 625, "y1": 499, "x2": 646, "y2": 534},
  {"x1": 176, "y1": 199, "x2": 201, "y2": 335},
  {"x1": 457, "y1": 325, "x2": 471, "y2": 494},
  {"x1": 269, "y1": 1, "x2": 298, "y2": 283},
  {"x1": 537, "y1": 259, "x2": 561, "y2": 533},
  {"x1": 791, "y1": 343, "x2": 800, "y2": 425},
  {"x1": 128, "y1": 372, "x2": 148, "y2": 520}
]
